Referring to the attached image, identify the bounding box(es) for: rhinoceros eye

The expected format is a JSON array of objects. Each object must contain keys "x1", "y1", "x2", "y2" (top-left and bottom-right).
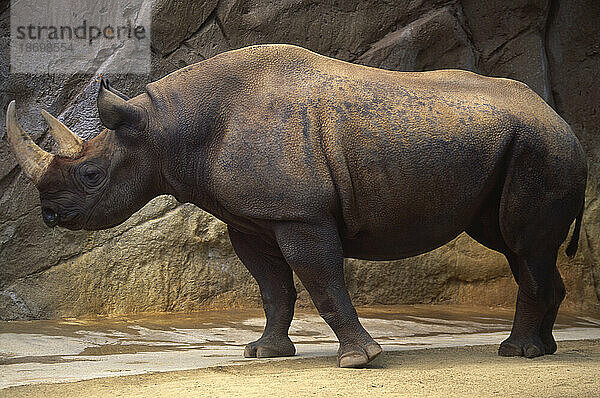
[{"x1": 78, "y1": 162, "x2": 105, "y2": 188}]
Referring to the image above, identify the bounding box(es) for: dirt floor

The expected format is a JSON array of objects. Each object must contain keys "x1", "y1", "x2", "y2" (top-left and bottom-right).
[{"x1": 2, "y1": 339, "x2": 599, "y2": 398}]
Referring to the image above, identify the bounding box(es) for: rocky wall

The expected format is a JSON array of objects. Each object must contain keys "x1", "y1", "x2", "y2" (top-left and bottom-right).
[{"x1": 0, "y1": 0, "x2": 598, "y2": 319}]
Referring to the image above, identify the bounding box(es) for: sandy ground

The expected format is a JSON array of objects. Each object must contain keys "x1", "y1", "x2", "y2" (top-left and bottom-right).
[
  {"x1": 2, "y1": 305, "x2": 600, "y2": 388},
  {"x1": 2, "y1": 339, "x2": 599, "y2": 398}
]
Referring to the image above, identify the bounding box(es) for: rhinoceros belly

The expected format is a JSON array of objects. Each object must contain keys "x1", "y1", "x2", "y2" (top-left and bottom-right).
[{"x1": 327, "y1": 97, "x2": 514, "y2": 260}]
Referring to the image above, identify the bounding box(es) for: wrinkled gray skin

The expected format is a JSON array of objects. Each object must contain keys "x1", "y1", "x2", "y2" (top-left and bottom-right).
[{"x1": 15, "y1": 45, "x2": 588, "y2": 367}]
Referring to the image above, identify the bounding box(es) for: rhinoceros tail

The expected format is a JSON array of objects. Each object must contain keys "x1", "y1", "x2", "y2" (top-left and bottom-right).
[{"x1": 566, "y1": 203, "x2": 584, "y2": 259}]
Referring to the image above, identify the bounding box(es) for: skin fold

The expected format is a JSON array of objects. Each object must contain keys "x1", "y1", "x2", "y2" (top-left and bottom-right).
[{"x1": 6, "y1": 44, "x2": 587, "y2": 367}]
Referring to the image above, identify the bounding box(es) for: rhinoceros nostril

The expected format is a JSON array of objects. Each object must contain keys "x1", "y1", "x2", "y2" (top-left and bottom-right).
[{"x1": 41, "y1": 207, "x2": 59, "y2": 227}]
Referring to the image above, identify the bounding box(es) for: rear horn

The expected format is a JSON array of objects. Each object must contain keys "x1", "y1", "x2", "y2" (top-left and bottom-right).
[{"x1": 41, "y1": 110, "x2": 84, "y2": 158}]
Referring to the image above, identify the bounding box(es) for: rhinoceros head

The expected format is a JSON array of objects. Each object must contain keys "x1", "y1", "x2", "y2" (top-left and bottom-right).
[{"x1": 5, "y1": 80, "x2": 159, "y2": 230}]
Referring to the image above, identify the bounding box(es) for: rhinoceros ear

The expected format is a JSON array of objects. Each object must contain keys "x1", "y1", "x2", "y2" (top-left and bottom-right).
[
  {"x1": 97, "y1": 79, "x2": 145, "y2": 130},
  {"x1": 105, "y1": 80, "x2": 130, "y2": 101}
]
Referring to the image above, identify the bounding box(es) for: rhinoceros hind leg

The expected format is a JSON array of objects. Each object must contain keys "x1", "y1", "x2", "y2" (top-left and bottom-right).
[
  {"x1": 467, "y1": 217, "x2": 549, "y2": 358},
  {"x1": 495, "y1": 129, "x2": 586, "y2": 357},
  {"x1": 498, "y1": 252, "x2": 560, "y2": 358},
  {"x1": 538, "y1": 267, "x2": 565, "y2": 355},
  {"x1": 469, "y1": 169, "x2": 574, "y2": 358}
]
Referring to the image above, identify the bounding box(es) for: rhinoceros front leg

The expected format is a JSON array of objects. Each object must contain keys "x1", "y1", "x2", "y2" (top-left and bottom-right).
[
  {"x1": 228, "y1": 226, "x2": 296, "y2": 358},
  {"x1": 274, "y1": 221, "x2": 382, "y2": 368}
]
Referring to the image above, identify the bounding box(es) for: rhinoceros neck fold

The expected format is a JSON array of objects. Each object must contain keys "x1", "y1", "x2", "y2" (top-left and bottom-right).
[{"x1": 143, "y1": 73, "x2": 225, "y2": 212}]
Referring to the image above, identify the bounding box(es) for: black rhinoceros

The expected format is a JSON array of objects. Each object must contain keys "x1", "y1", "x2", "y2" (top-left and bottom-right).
[{"x1": 5, "y1": 44, "x2": 587, "y2": 367}]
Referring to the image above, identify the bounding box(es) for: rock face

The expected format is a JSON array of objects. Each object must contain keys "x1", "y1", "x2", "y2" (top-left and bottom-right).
[{"x1": 1, "y1": 0, "x2": 599, "y2": 320}]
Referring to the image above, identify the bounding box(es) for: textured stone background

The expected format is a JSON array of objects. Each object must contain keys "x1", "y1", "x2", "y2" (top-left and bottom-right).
[{"x1": 0, "y1": 0, "x2": 598, "y2": 320}]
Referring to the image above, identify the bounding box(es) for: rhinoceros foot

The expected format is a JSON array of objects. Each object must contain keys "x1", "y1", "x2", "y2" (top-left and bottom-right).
[
  {"x1": 498, "y1": 335, "x2": 546, "y2": 358},
  {"x1": 337, "y1": 341, "x2": 382, "y2": 368},
  {"x1": 244, "y1": 335, "x2": 296, "y2": 358}
]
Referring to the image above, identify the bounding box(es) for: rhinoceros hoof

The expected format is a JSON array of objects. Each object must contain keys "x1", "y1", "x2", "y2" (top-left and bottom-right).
[
  {"x1": 338, "y1": 342, "x2": 382, "y2": 368},
  {"x1": 498, "y1": 336, "x2": 546, "y2": 358},
  {"x1": 244, "y1": 336, "x2": 296, "y2": 358}
]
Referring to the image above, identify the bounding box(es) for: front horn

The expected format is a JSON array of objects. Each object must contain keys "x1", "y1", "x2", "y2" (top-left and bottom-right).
[
  {"x1": 41, "y1": 110, "x2": 83, "y2": 158},
  {"x1": 5, "y1": 101, "x2": 54, "y2": 184}
]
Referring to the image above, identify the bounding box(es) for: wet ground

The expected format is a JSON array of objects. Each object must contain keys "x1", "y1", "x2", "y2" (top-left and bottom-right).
[{"x1": 1, "y1": 304, "x2": 599, "y2": 389}]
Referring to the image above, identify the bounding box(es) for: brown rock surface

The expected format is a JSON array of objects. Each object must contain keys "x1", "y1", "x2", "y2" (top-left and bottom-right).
[
  {"x1": 0, "y1": 0, "x2": 598, "y2": 319},
  {"x1": 151, "y1": 0, "x2": 219, "y2": 56},
  {"x1": 356, "y1": 6, "x2": 477, "y2": 72}
]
